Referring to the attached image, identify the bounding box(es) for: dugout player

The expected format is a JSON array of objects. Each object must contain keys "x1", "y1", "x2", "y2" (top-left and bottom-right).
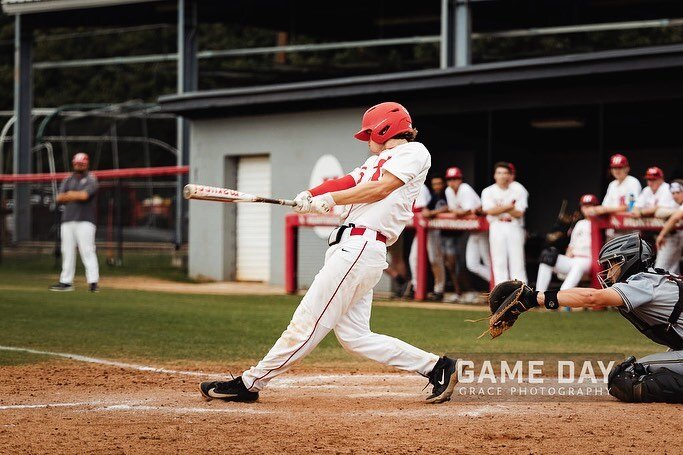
[
  {"x1": 422, "y1": 176, "x2": 450, "y2": 301},
  {"x1": 528, "y1": 233, "x2": 683, "y2": 403},
  {"x1": 200, "y1": 102, "x2": 457, "y2": 404},
  {"x1": 631, "y1": 167, "x2": 676, "y2": 219},
  {"x1": 655, "y1": 180, "x2": 683, "y2": 274},
  {"x1": 481, "y1": 162, "x2": 528, "y2": 284},
  {"x1": 444, "y1": 166, "x2": 491, "y2": 283},
  {"x1": 587, "y1": 153, "x2": 642, "y2": 217},
  {"x1": 50, "y1": 153, "x2": 99, "y2": 292},
  {"x1": 535, "y1": 194, "x2": 598, "y2": 292},
  {"x1": 406, "y1": 184, "x2": 432, "y2": 298}
]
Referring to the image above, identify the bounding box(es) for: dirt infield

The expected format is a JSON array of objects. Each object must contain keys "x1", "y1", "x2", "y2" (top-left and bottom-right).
[{"x1": 1, "y1": 358, "x2": 681, "y2": 454}]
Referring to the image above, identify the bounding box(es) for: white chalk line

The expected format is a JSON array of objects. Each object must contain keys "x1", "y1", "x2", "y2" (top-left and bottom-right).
[
  {"x1": 0, "y1": 345, "x2": 421, "y2": 387},
  {"x1": 0, "y1": 400, "x2": 507, "y2": 418}
]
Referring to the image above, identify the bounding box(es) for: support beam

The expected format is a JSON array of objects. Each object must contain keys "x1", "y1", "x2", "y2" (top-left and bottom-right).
[
  {"x1": 175, "y1": 0, "x2": 197, "y2": 247},
  {"x1": 455, "y1": 0, "x2": 471, "y2": 67},
  {"x1": 13, "y1": 15, "x2": 33, "y2": 242},
  {"x1": 441, "y1": 0, "x2": 471, "y2": 68}
]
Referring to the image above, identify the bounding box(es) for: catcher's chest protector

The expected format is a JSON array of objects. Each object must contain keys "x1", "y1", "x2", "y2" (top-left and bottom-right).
[{"x1": 618, "y1": 272, "x2": 683, "y2": 350}]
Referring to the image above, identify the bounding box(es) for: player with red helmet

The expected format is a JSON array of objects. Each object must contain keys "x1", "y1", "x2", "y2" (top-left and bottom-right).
[
  {"x1": 200, "y1": 102, "x2": 458, "y2": 404},
  {"x1": 535, "y1": 194, "x2": 599, "y2": 295}
]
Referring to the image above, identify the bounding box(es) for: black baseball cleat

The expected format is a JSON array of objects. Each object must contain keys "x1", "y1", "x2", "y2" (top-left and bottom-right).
[
  {"x1": 49, "y1": 282, "x2": 74, "y2": 292},
  {"x1": 199, "y1": 376, "x2": 259, "y2": 402},
  {"x1": 89, "y1": 283, "x2": 99, "y2": 293},
  {"x1": 425, "y1": 356, "x2": 458, "y2": 403}
]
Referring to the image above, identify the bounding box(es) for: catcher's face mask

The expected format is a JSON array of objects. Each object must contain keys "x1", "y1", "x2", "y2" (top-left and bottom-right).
[{"x1": 597, "y1": 257, "x2": 624, "y2": 288}]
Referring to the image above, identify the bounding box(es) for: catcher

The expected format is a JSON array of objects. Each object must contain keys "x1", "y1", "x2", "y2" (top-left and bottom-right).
[{"x1": 482, "y1": 232, "x2": 683, "y2": 403}]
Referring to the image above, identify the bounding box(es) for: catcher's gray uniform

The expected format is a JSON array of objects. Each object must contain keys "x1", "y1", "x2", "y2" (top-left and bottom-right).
[{"x1": 613, "y1": 270, "x2": 683, "y2": 375}]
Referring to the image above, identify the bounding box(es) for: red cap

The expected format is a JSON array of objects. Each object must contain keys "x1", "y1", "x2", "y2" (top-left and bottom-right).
[
  {"x1": 508, "y1": 162, "x2": 516, "y2": 175},
  {"x1": 609, "y1": 154, "x2": 629, "y2": 168},
  {"x1": 354, "y1": 102, "x2": 413, "y2": 144},
  {"x1": 644, "y1": 166, "x2": 664, "y2": 180},
  {"x1": 580, "y1": 194, "x2": 599, "y2": 206},
  {"x1": 72, "y1": 152, "x2": 89, "y2": 166},
  {"x1": 445, "y1": 167, "x2": 463, "y2": 180}
]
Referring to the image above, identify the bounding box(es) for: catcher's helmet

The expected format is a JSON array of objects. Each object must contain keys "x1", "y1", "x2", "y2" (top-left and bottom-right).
[
  {"x1": 354, "y1": 102, "x2": 413, "y2": 144},
  {"x1": 597, "y1": 233, "x2": 654, "y2": 288}
]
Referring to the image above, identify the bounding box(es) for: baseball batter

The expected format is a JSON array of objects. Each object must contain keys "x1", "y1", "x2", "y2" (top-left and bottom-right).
[
  {"x1": 444, "y1": 166, "x2": 490, "y2": 282},
  {"x1": 535, "y1": 194, "x2": 598, "y2": 292},
  {"x1": 481, "y1": 162, "x2": 528, "y2": 284},
  {"x1": 200, "y1": 102, "x2": 457, "y2": 404},
  {"x1": 50, "y1": 152, "x2": 99, "y2": 292}
]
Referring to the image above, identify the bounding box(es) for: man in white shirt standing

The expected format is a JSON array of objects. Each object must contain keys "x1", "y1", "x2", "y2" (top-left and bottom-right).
[
  {"x1": 481, "y1": 162, "x2": 527, "y2": 284},
  {"x1": 444, "y1": 166, "x2": 490, "y2": 283},
  {"x1": 535, "y1": 194, "x2": 598, "y2": 292},
  {"x1": 200, "y1": 102, "x2": 457, "y2": 404},
  {"x1": 587, "y1": 153, "x2": 642, "y2": 216},
  {"x1": 632, "y1": 166, "x2": 677, "y2": 219},
  {"x1": 655, "y1": 180, "x2": 683, "y2": 274}
]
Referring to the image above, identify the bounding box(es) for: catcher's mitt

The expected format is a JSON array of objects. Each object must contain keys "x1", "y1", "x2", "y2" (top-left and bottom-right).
[{"x1": 472, "y1": 280, "x2": 537, "y2": 339}]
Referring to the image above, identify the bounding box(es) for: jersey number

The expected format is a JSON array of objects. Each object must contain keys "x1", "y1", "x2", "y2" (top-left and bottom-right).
[{"x1": 357, "y1": 157, "x2": 391, "y2": 183}]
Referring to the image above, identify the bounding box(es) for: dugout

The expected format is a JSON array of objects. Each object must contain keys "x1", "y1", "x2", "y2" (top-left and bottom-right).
[{"x1": 160, "y1": 44, "x2": 683, "y2": 286}]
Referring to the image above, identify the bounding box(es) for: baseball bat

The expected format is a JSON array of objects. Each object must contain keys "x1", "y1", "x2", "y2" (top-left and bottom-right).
[{"x1": 183, "y1": 184, "x2": 296, "y2": 206}]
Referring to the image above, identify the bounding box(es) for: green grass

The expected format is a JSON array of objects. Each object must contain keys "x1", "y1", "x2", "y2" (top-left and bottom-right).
[
  {"x1": 0, "y1": 279, "x2": 662, "y2": 368},
  {"x1": 0, "y1": 251, "x2": 191, "y2": 283}
]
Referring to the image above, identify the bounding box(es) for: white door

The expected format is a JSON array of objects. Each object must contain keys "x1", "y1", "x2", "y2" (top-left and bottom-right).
[{"x1": 236, "y1": 156, "x2": 271, "y2": 281}]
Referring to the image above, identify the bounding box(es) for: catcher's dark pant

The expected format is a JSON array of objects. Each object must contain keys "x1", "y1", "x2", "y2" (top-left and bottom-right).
[{"x1": 608, "y1": 351, "x2": 683, "y2": 403}]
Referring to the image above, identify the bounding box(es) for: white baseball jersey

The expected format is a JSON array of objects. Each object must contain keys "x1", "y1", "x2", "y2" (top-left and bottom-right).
[
  {"x1": 602, "y1": 176, "x2": 642, "y2": 207},
  {"x1": 636, "y1": 182, "x2": 677, "y2": 209},
  {"x1": 568, "y1": 219, "x2": 592, "y2": 258},
  {"x1": 415, "y1": 184, "x2": 431, "y2": 210},
  {"x1": 510, "y1": 181, "x2": 528, "y2": 197},
  {"x1": 445, "y1": 182, "x2": 481, "y2": 212},
  {"x1": 481, "y1": 183, "x2": 527, "y2": 226},
  {"x1": 343, "y1": 141, "x2": 431, "y2": 246}
]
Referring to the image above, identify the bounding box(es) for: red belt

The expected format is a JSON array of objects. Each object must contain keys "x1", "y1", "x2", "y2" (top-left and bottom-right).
[{"x1": 350, "y1": 227, "x2": 387, "y2": 243}]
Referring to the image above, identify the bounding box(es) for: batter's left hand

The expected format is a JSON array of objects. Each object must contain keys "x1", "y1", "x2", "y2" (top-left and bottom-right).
[{"x1": 310, "y1": 194, "x2": 336, "y2": 214}]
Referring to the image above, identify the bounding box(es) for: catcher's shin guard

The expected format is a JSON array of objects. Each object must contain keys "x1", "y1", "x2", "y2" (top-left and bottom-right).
[{"x1": 608, "y1": 357, "x2": 683, "y2": 403}]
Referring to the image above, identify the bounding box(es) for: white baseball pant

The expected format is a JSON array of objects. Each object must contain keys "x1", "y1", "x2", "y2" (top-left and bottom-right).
[
  {"x1": 535, "y1": 255, "x2": 592, "y2": 292},
  {"x1": 60, "y1": 221, "x2": 99, "y2": 285},
  {"x1": 488, "y1": 222, "x2": 527, "y2": 284},
  {"x1": 655, "y1": 232, "x2": 682, "y2": 274},
  {"x1": 242, "y1": 230, "x2": 439, "y2": 392},
  {"x1": 408, "y1": 231, "x2": 446, "y2": 293},
  {"x1": 466, "y1": 233, "x2": 491, "y2": 282}
]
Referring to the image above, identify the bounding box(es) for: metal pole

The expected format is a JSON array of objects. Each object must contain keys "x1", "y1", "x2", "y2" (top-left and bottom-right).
[
  {"x1": 176, "y1": 0, "x2": 197, "y2": 248},
  {"x1": 455, "y1": 0, "x2": 471, "y2": 67},
  {"x1": 13, "y1": 14, "x2": 33, "y2": 242}
]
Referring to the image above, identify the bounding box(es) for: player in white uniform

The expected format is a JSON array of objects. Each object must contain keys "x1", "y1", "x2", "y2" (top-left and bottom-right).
[
  {"x1": 200, "y1": 102, "x2": 458, "y2": 404},
  {"x1": 632, "y1": 167, "x2": 677, "y2": 219},
  {"x1": 586, "y1": 153, "x2": 642, "y2": 217},
  {"x1": 535, "y1": 194, "x2": 598, "y2": 292},
  {"x1": 444, "y1": 166, "x2": 490, "y2": 282},
  {"x1": 508, "y1": 162, "x2": 529, "y2": 214},
  {"x1": 655, "y1": 180, "x2": 683, "y2": 274},
  {"x1": 481, "y1": 162, "x2": 528, "y2": 284}
]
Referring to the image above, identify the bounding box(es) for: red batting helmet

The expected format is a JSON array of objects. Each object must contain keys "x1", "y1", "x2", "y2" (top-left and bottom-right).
[
  {"x1": 609, "y1": 154, "x2": 629, "y2": 168},
  {"x1": 72, "y1": 152, "x2": 89, "y2": 166},
  {"x1": 580, "y1": 194, "x2": 599, "y2": 206},
  {"x1": 445, "y1": 167, "x2": 463, "y2": 180},
  {"x1": 644, "y1": 166, "x2": 664, "y2": 180},
  {"x1": 354, "y1": 102, "x2": 413, "y2": 144}
]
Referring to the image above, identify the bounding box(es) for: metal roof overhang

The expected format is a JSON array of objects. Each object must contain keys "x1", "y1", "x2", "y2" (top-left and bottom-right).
[
  {"x1": 1, "y1": 0, "x2": 162, "y2": 14},
  {"x1": 158, "y1": 44, "x2": 683, "y2": 119}
]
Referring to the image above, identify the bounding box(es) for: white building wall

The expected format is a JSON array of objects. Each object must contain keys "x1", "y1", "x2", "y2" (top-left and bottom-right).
[{"x1": 188, "y1": 107, "x2": 387, "y2": 287}]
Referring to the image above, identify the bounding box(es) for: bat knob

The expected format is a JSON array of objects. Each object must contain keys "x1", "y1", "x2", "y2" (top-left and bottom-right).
[{"x1": 183, "y1": 184, "x2": 196, "y2": 200}]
